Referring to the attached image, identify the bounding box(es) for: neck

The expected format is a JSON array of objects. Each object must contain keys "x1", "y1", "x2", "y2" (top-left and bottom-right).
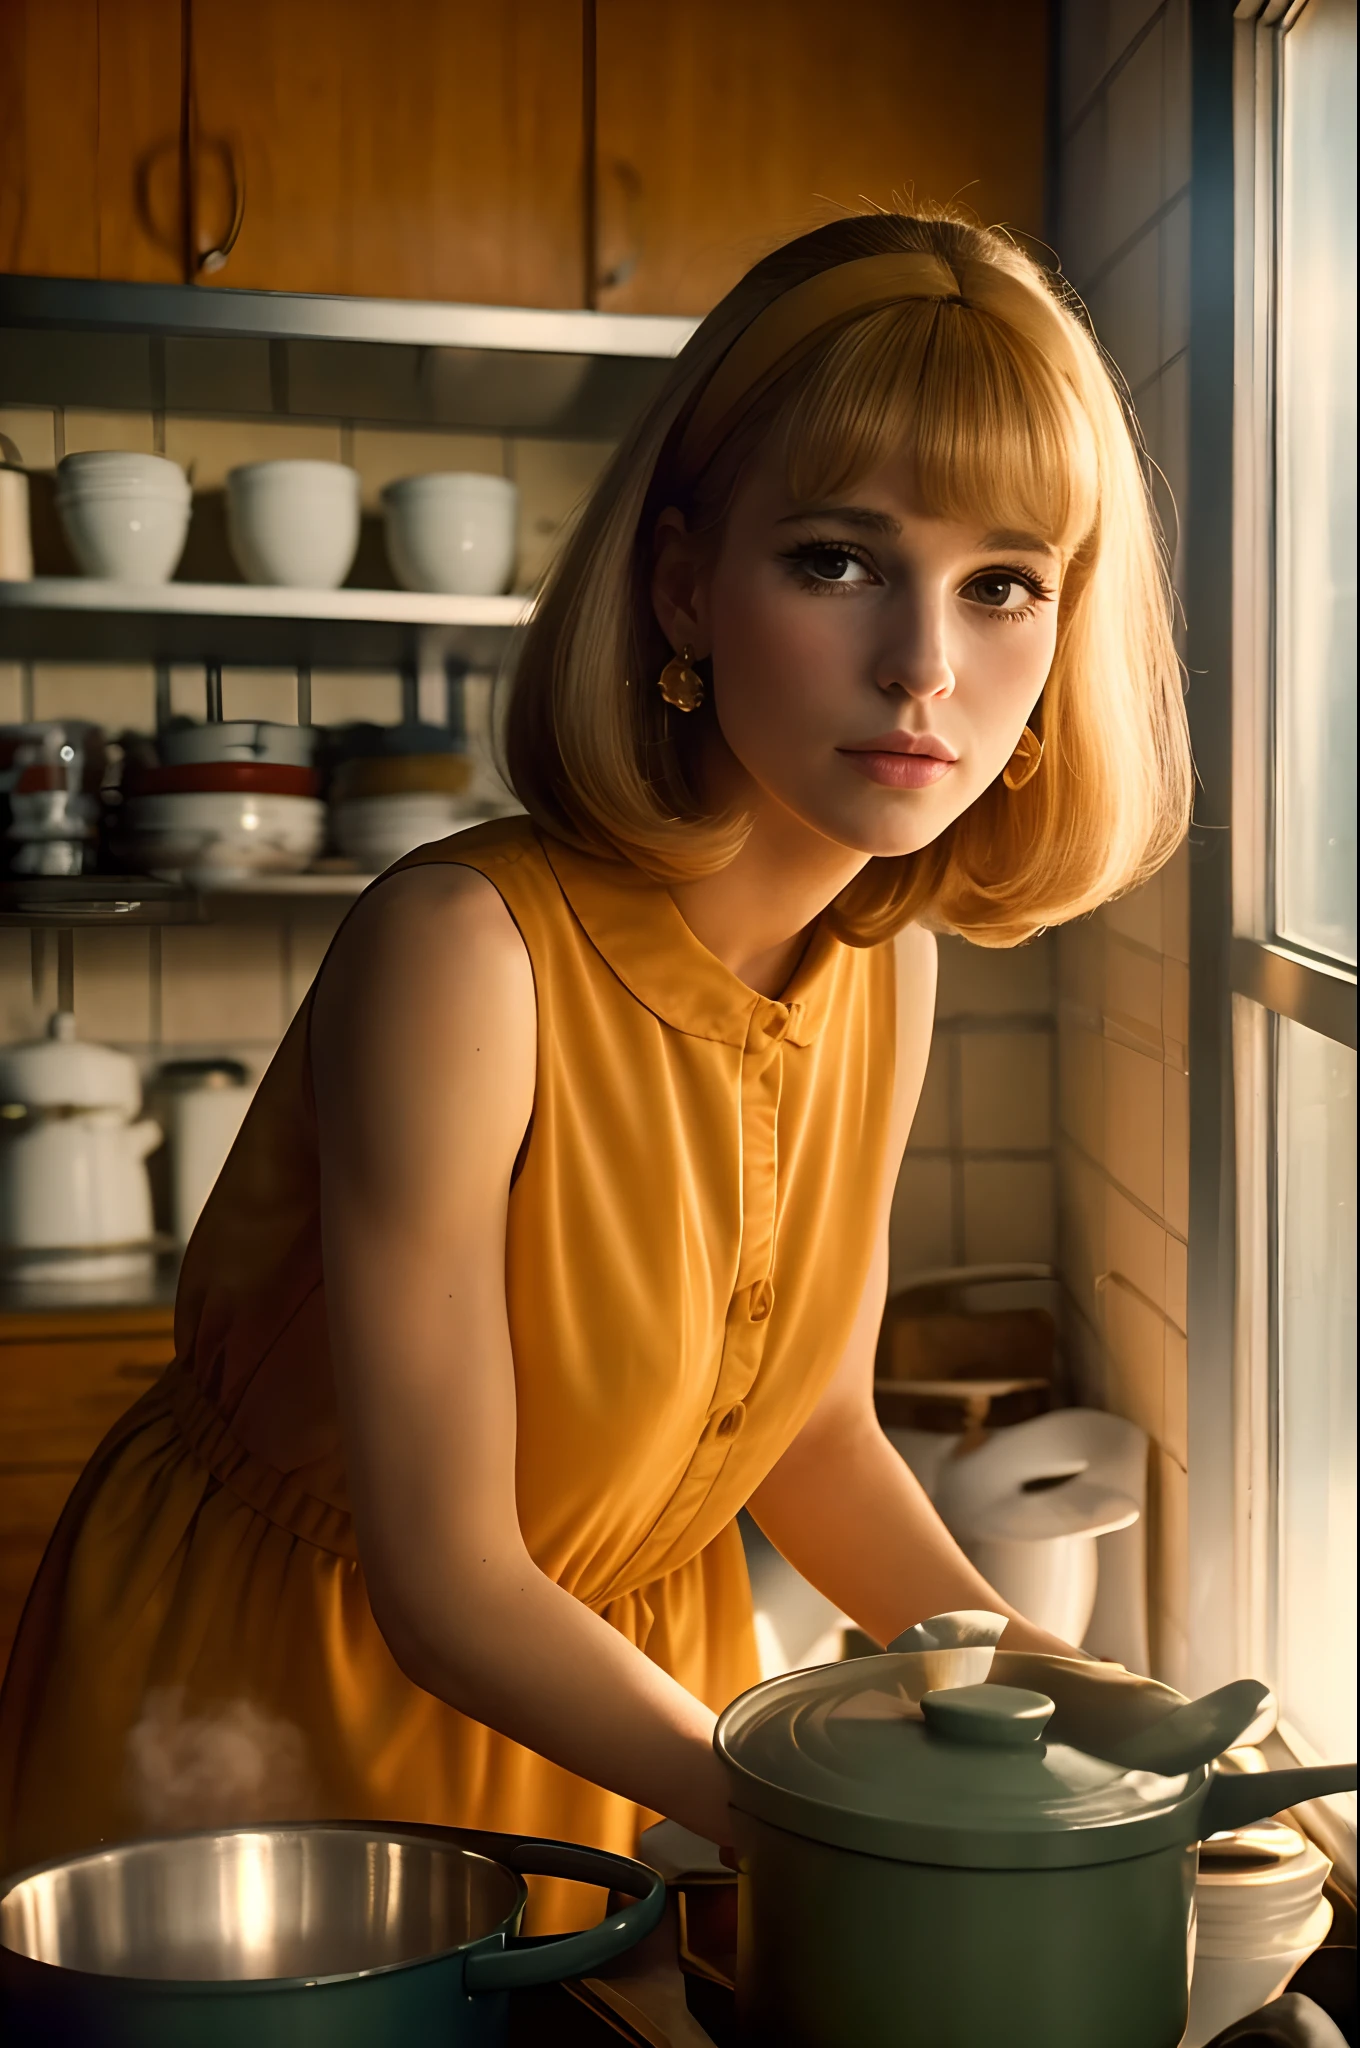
[{"x1": 667, "y1": 749, "x2": 868, "y2": 999}]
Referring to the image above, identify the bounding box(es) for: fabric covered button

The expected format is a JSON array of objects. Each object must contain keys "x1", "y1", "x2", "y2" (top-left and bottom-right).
[
  {"x1": 761, "y1": 1008, "x2": 791, "y2": 1042},
  {"x1": 715, "y1": 1403, "x2": 746, "y2": 1439},
  {"x1": 749, "y1": 1280, "x2": 775, "y2": 1323}
]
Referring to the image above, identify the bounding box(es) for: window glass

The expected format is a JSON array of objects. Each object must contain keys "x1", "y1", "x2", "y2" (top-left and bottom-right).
[
  {"x1": 1276, "y1": 0, "x2": 1358, "y2": 964},
  {"x1": 1275, "y1": 1018, "x2": 1357, "y2": 1767}
]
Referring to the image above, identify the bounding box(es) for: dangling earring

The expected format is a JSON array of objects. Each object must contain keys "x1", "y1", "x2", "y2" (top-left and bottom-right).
[
  {"x1": 1002, "y1": 727, "x2": 1044, "y2": 790},
  {"x1": 657, "y1": 646, "x2": 705, "y2": 713}
]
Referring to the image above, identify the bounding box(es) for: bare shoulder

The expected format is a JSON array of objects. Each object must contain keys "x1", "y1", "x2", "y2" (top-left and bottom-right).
[{"x1": 311, "y1": 861, "x2": 536, "y2": 1140}]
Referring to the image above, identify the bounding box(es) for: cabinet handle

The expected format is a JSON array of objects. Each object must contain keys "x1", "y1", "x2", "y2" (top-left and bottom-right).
[
  {"x1": 597, "y1": 158, "x2": 644, "y2": 293},
  {"x1": 195, "y1": 135, "x2": 246, "y2": 276},
  {"x1": 134, "y1": 137, "x2": 185, "y2": 262}
]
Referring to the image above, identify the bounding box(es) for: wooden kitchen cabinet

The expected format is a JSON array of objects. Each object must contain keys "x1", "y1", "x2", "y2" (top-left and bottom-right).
[
  {"x1": 0, "y1": 0, "x2": 185, "y2": 282},
  {"x1": 592, "y1": 0, "x2": 1049, "y2": 315},
  {"x1": 0, "y1": 1304, "x2": 175, "y2": 1676},
  {"x1": 187, "y1": 0, "x2": 587, "y2": 304}
]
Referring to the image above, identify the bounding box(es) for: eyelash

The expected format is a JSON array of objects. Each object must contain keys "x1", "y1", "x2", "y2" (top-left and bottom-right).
[{"x1": 780, "y1": 538, "x2": 1056, "y2": 620}]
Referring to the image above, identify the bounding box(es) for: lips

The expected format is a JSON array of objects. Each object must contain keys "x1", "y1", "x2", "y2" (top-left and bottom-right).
[{"x1": 837, "y1": 733, "x2": 957, "y2": 790}]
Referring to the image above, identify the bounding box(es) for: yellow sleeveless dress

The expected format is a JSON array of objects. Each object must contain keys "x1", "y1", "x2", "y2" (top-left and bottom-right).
[{"x1": 0, "y1": 818, "x2": 896, "y2": 1928}]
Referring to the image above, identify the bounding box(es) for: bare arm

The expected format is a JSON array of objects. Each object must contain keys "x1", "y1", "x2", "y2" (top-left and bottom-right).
[
  {"x1": 747, "y1": 925, "x2": 1079, "y2": 1660},
  {"x1": 312, "y1": 864, "x2": 732, "y2": 1840}
]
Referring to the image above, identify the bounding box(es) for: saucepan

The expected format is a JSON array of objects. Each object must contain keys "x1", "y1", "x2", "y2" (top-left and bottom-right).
[
  {"x1": 0, "y1": 1820, "x2": 664, "y2": 2046},
  {"x1": 715, "y1": 1612, "x2": 1357, "y2": 2048}
]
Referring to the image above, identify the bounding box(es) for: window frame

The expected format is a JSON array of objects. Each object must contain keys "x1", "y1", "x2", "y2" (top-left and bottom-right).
[{"x1": 1230, "y1": 0, "x2": 1358, "y2": 1884}]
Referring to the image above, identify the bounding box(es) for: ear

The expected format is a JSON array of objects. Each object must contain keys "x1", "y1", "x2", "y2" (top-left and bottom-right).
[{"x1": 650, "y1": 506, "x2": 711, "y2": 655}]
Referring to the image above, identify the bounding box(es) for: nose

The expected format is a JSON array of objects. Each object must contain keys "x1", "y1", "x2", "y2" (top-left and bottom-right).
[{"x1": 876, "y1": 586, "x2": 956, "y2": 701}]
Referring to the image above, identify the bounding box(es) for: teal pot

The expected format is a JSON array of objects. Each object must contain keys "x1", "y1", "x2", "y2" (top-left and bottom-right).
[
  {"x1": 715, "y1": 1630, "x2": 1357, "y2": 2048},
  {"x1": 0, "y1": 1821, "x2": 664, "y2": 2048}
]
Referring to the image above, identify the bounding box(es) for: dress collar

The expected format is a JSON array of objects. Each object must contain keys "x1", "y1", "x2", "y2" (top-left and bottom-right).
[{"x1": 540, "y1": 833, "x2": 842, "y2": 1049}]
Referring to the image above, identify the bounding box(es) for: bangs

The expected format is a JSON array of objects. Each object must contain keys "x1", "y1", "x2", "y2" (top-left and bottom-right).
[{"x1": 770, "y1": 300, "x2": 1102, "y2": 558}]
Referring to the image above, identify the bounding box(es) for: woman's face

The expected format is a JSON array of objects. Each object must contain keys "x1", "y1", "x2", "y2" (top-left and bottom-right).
[{"x1": 654, "y1": 448, "x2": 1063, "y2": 858}]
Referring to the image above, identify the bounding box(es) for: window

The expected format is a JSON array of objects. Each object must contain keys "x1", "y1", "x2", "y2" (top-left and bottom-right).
[{"x1": 1234, "y1": 0, "x2": 1358, "y2": 1876}]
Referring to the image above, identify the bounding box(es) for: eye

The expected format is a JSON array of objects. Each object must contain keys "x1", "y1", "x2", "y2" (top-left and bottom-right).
[
  {"x1": 784, "y1": 541, "x2": 876, "y2": 589},
  {"x1": 962, "y1": 568, "x2": 1049, "y2": 613}
]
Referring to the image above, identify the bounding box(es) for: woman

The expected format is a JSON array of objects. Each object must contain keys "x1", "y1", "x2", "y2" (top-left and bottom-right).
[{"x1": 0, "y1": 212, "x2": 1190, "y2": 1929}]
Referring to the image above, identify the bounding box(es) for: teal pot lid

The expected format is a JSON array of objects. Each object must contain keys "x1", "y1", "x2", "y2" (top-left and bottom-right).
[{"x1": 716, "y1": 1663, "x2": 1204, "y2": 1871}]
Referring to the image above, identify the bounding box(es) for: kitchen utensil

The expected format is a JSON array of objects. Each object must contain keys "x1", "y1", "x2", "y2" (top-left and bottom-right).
[
  {"x1": 714, "y1": 1611, "x2": 1358, "y2": 2048},
  {"x1": 158, "y1": 721, "x2": 317, "y2": 768},
  {"x1": 117, "y1": 790, "x2": 325, "y2": 884},
  {"x1": 0, "y1": 465, "x2": 33, "y2": 579},
  {"x1": 1, "y1": 721, "x2": 106, "y2": 878},
  {"x1": 382, "y1": 471, "x2": 518, "y2": 595},
  {"x1": 154, "y1": 1058, "x2": 253, "y2": 1247},
  {"x1": 0, "y1": 1820, "x2": 664, "y2": 2048},
  {"x1": 934, "y1": 1407, "x2": 1149, "y2": 1659},
  {"x1": 880, "y1": 1607, "x2": 1009, "y2": 1698},
  {"x1": 1186, "y1": 1822, "x2": 1334, "y2": 2048},
  {"x1": 227, "y1": 460, "x2": 360, "y2": 588},
  {"x1": 55, "y1": 451, "x2": 191, "y2": 583},
  {"x1": 0, "y1": 1011, "x2": 161, "y2": 1283}
]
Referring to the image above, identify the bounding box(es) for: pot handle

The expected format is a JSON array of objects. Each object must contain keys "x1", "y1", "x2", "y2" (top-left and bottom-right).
[
  {"x1": 1201, "y1": 1761, "x2": 1357, "y2": 1837},
  {"x1": 462, "y1": 1839, "x2": 665, "y2": 1994}
]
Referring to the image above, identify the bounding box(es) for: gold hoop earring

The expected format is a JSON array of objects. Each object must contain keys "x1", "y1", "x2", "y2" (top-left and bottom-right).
[
  {"x1": 1002, "y1": 727, "x2": 1043, "y2": 790},
  {"x1": 657, "y1": 646, "x2": 705, "y2": 713}
]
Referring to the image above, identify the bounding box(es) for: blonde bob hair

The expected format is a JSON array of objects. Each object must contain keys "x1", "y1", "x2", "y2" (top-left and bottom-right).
[{"x1": 504, "y1": 212, "x2": 1192, "y2": 947}]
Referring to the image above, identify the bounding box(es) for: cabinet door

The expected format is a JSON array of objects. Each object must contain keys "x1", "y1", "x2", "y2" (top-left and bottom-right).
[
  {"x1": 0, "y1": 0, "x2": 184, "y2": 282},
  {"x1": 593, "y1": 0, "x2": 1049, "y2": 316},
  {"x1": 189, "y1": 0, "x2": 586, "y2": 305}
]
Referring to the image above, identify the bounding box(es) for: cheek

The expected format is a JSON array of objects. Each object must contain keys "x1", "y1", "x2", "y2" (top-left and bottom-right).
[
  {"x1": 957, "y1": 613, "x2": 1059, "y2": 746},
  {"x1": 707, "y1": 570, "x2": 850, "y2": 738}
]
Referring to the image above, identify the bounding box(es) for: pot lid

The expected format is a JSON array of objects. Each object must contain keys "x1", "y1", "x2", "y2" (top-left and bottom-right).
[
  {"x1": 716, "y1": 1661, "x2": 1203, "y2": 1872},
  {"x1": 0, "y1": 1012, "x2": 141, "y2": 1116}
]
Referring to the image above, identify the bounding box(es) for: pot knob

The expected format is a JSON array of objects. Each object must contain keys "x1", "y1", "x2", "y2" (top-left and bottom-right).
[{"x1": 920, "y1": 1683, "x2": 1055, "y2": 1748}]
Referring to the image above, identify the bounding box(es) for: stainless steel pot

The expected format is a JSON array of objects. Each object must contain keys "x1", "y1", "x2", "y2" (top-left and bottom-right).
[
  {"x1": 0, "y1": 1821, "x2": 664, "y2": 2046},
  {"x1": 715, "y1": 1626, "x2": 1357, "y2": 2048}
]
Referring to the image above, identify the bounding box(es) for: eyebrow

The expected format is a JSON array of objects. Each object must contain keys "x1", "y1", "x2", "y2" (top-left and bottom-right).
[{"x1": 778, "y1": 506, "x2": 1059, "y2": 555}]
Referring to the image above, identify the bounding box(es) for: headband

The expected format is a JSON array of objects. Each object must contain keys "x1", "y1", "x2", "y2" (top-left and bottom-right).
[{"x1": 675, "y1": 248, "x2": 1085, "y2": 479}]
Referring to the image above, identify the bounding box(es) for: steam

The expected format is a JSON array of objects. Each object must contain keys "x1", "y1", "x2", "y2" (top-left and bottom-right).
[{"x1": 126, "y1": 1687, "x2": 314, "y2": 1831}]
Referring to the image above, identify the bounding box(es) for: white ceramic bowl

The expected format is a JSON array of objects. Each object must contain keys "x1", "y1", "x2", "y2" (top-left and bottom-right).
[
  {"x1": 226, "y1": 461, "x2": 360, "y2": 588},
  {"x1": 56, "y1": 452, "x2": 191, "y2": 584},
  {"x1": 333, "y1": 792, "x2": 475, "y2": 870},
  {"x1": 121, "y1": 791, "x2": 325, "y2": 882},
  {"x1": 158, "y1": 721, "x2": 317, "y2": 767},
  {"x1": 58, "y1": 451, "x2": 190, "y2": 494},
  {"x1": 382, "y1": 472, "x2": 518, "y2": 596}
]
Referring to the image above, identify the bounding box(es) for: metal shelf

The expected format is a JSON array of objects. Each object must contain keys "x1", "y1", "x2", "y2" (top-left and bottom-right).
[
  {"x1": 0, "y1": 875, "x2": 199, "y2": 927},
  {"x1": 0, "y1": 578, "x2": 530, "y2": 668},
  {"x1": 0, "y1": 275, "x2": 695, "y2": 437}
]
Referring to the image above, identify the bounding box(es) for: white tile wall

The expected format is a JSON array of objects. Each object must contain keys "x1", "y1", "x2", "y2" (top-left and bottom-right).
[{"x1": 1054, "y1": 0, "x2": 1194, "y2": 1684}]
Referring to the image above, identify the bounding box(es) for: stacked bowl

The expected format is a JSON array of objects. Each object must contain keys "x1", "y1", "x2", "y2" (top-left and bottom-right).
[
  {"x1": 115, "y1": 722, "x2": 324, "y2": 887},
  {"x1": 330, "y1": 724, "x2": 479, "y2": 871},
  {"x1": 55, "y1": 453, "x2": 191, "y2": 583}
]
